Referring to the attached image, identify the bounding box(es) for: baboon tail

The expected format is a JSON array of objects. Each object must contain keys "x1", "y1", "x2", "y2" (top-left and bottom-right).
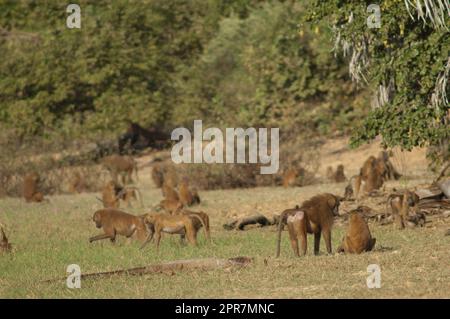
[{"x1": 275, "y1": 212, "x2": 286, "y2": 258}]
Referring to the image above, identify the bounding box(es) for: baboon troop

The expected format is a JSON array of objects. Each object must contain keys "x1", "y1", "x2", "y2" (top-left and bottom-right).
[
  {"x1": 388, "y1": 190, "x2": 421, "y2": 229},
  {"x1": 101, "y1": 155, "x2": 138, "y2": 185},
  {"x1": 276, "y1": 193, "x2": 341, "y2": 257},
  {"x1": 337, "y1": 213, "x2": 376, "y2": 254},
  {"x1": 0, "y1": 225, "x2": 12, "y2": 253},
  {"x1": 326, "y1": 165, "x2": 346, "y2": 183},
  {"x1": 22, "y1": 172, "x2": 45, "y2": 203},
  {"x1": 89, "y1": 209, "x2": 149, "y2": 244},
  {"x1": 344, "y1": 152, "x2": 401, "y2": 200},
  {"x1": 102, "y1": 181, "x2": 142, "y2": 209}
]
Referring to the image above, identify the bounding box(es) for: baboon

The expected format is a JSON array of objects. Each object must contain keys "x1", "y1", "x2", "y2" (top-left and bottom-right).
[
  {"x1": 141, "y1": 213, "x2": 204, "y2": 249},
  {"x1": 377, "y1": 151, "x2": 401, "y2": 180},
  {"x1": 346, "y1": 157, "x2": 384, "y2": 200},
  {"x1": 89, "y1": 209, "x2": 149, "y2": 244},
  {"x1": 0, "y1": 225, "x2": 12, "y2": 253},
  {"x1": 178, "y1": 178, "x2": 200, "y2": 206},
  {"x1": 333, "y1": 164, "x2": 347, "y2": 183},
  {"x1": 276, "y1": 193, "x2": 341, "y2": 257},
  {"x1": 159, "y1": 199, "x2": 184, "y2": 214},
  {"x1": 163, "y1": 166, "x2": 178, "y2": 188},
  {"x1": 102, "y1": 181, "x2": 121, "y2": 208},
  {"x1": 337, "y1": 213, "x2": 376, "y2": 254},
  {"x1": 282, "y1": 168, "x2": 297, "y2": 188},
  {"x1": 151, "y1": 164, "x2": 164, "y2": 188},
  {"x1": 101, "y1": 155, "x2": 138, "y2": 185},
  {"x1": 68, "y1": 171, "x2": 86, "y2": 194},
  {"x1": 162, "y1": 183, "x2": 179, "y2": 201},
  {"x1": 344, "y1": 175, "x2": 361, "y2": 199},
  {"x1": 388, "y1": 190, "x2": 420, "y2": 229},
  {"x1": 23, "y1": 172, "x2": 45, "y2": 203},
  {"x1": 178, "y1": 209, "x2": 211, "y2": 241},
  {"x1": 101, "y1": 181, "x2": 143, "y2": 209}
]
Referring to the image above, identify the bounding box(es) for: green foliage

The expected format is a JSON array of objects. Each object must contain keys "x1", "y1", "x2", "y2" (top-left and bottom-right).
[
  {"x1": 0, "y1": 0, "x2": 366, "y2": 141},
  {"x1": 306, "y1": 0, "x2": 449, "y2": 151}
]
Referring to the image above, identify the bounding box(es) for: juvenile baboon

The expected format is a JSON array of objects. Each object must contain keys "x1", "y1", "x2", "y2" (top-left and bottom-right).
[
  {"x1": 0, "y1": 225, "x2": 12, "y2": 253},
  {"x1": 178, "y1": 209, "x2": 211, "y2": 241},
  {"x1": 276, "y1": 193, "x2": 341, "y2": 257},
  {"x1": 102, "y1": 181, "x2": 121, "y2": 208},
  {"x1": 388, "y1": 190, "x2": 420, "y2": 229},
  {"x1": 89, "y1": 209, "x2": 149, "y2": 244},
  {"x1": 282, "y1": 168, "x2": 297, "y2": 188},
  {"x1": 333, "y1": 164, "x2": 347, "y2": 183},
  {"x1": 337, "y1": 213, "x2": 376, "y2": 254},
  {"x1": 159, "y1": 199, "x2": 184, "y2": 214},
  {"x1": 344, "y1": 175, "x2": 361, "y2": 199},
  {"x1": 162, "y1": 183, "x2": 179, "y2": 201},
  {"x1": 178, "y1": 178, "x2": 200, "y2": 206},
  {"x1": 141, "y1": 213, "x2": 204, "y2": 249},
  {"x1": 101, "y1": 155, "x2": 138, "y2": 185},
  {"x1": 377, "y1": 151, "x2": 401, "y2": 180},
  {"x1": 151, "y1": 164, "x2": 164, "y2": 188},
  {"x1": 68, "y1": 171, "x2": 86, "y2": 194},
  {"x1": 23, "y1": 172, "x2": 45, "y2": 203}
]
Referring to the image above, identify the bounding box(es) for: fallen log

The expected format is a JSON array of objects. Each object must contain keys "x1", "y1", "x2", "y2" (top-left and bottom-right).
[
  {"x1": 43, "y1": 256, "x2": 253, "y2": 283},
  {"x1": 223, "y1": 214, "x2": 276, "y2": 230}
]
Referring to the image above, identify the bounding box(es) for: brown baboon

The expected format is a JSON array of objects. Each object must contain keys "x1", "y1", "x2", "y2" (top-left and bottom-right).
[
  {"x1": 141, "y1": 213, "x2": 204, "y2": 249},
  {"x1": 388, "y1": 190, "x2": 420, "y2": 229},
  {"x1": 337, "y1": 213, "x2": 376, "y2": 254},
  {"x1": 377, "y1": 151, "x2": 401, "y2": 180},
  {"x1": 163, "y1": 166, "x2": 178, "y2": 188},
  {"x1": 344, "y1": 175, "x2": 361, "y2": 199},
  {"x1": 159, "y1": 199, "x2": 184, "y2": 214},
  {"x1": 0, "y1": 225, "x2": 12, "y2": 253},
  {"x1": 151, "y1": 164, "x2": 164, "y2": 188},
  {"x1": 23, "y1": 172, "x2": 45, "y2": 203},
  {"x1": 89, "y1": 209, "x2": 149, "y2": 244},
  {"x1": 101, "y1": 181, "x2": 143, "y2": 209},
  {"x1": 178, "y1": 178, "x2": 200, "y2": 206},
  {"x1": 102, "y1": 181, "x2": 121, "y2": 208},
  {"x1": 333, "y1": 164, "x2": 347, "y2": 183},
  {"x1": 101, "y1": 155, "x2": 138, "y2": 185},
  {"x1": 162, "y1": 183, "x2": 179, "y2": 202},
  {"x1": 68, "y1": 171, "x2": 86, "y2": 194},
  {"x1": 178, "y1": 209, "x2": 211, "y2": 241},
  {"x1": 282, "y1": 168, "x2": 297, "y2": 188},
  {"x1": 276, "y1": 193, "x2": 341, "y2": 257}
]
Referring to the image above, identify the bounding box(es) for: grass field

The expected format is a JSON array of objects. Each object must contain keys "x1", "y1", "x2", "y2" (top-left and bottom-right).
[{"x1": 1, "y1": 172, "x2": 449, "y2": 299}]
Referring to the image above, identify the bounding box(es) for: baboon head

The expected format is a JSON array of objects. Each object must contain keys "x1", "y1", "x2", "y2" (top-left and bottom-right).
[
  {"x1": 93, "y1": 211, "x2": 102, "y2": 228},
  {"x1": 326, "y1": 194, "x2": 341, "y2": 216}
]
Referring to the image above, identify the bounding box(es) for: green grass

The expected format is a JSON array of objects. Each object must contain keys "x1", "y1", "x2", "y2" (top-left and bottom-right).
[{"x1": 0, "y1": 179, "x2": 449, "y2": 298}]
